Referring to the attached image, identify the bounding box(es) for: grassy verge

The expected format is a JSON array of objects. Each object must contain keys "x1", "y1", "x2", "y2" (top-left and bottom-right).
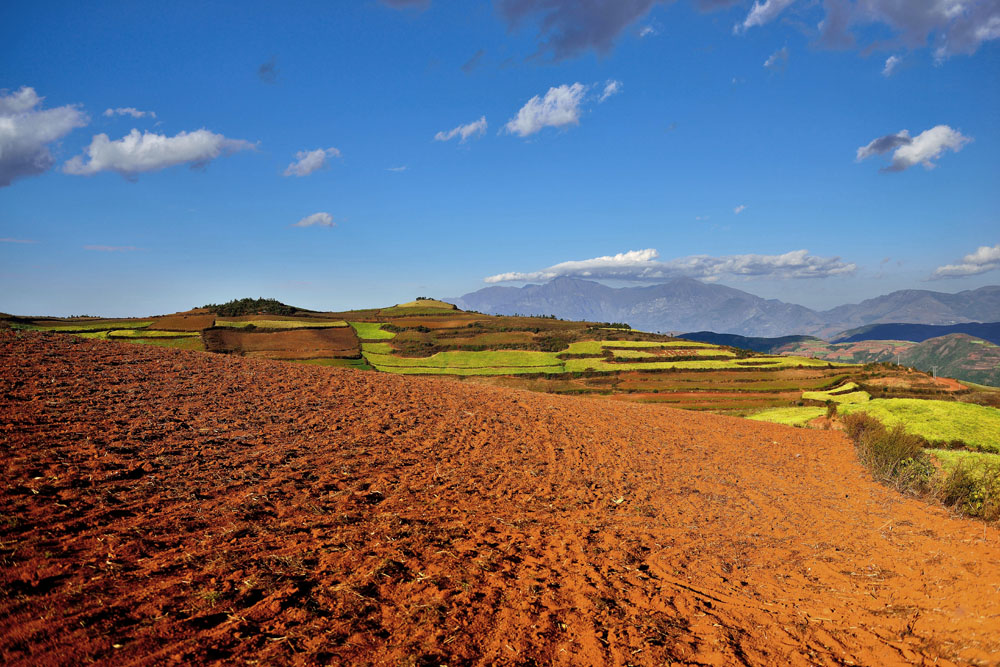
[{"x1": 843, "y1": 413, "x2": 998, "y2": 522}]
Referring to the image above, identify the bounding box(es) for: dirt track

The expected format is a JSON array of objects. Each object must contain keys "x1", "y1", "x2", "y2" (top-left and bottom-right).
[{"x1": 1, "y1": 330, "x2": 998, "y2": 666}]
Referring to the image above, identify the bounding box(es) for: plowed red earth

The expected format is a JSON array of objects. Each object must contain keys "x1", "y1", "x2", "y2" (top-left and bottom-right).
[{"x1": 1, "y1": 331, "x2": 998, "y2": 667}]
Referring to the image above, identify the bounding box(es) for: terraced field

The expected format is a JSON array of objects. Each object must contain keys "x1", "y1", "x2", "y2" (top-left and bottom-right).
[{"x1": 5, "y1": 299, "x2": 991, "y2": 423}]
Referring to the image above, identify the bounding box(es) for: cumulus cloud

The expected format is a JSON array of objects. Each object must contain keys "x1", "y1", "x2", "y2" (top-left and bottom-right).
[
  {"x1": 63, "y1": 128, "x2": 254, "y2": 178},
  {"x1": 103, "y1": 107, "x2": 155, "y2": 119},
  {"x1": 484, "y1": 248, "x2": 856, "y2": 283},
  {"x1": 931, "y1": 243, "x2": 1000, "y2": 279},
  {"x1": 504, "y1": 83, "x2": 588, "y2": 137},
  {"x1": 763, "y1": 46, "x2": 789, "y2": 70},
  {"x1": 495, "y1": 0, "x2": 660, "y2": 60},
  {"x1": 740, "y1": 0, "x2": 1000, "y2": 59},
  {"x1": 283, "y1": 147, "x2": 342, "y2": 177},
  {"x1": 882, "y1": 54, "x2": 902, "y2": 76},
  {"x1": 0, "y1": 86, "x2": 88, "y2": 188},
  {"x1": 292, "y1": 212, "x2": 335, "y2": 228},
  {"x1": 599, "y1": 80, "x2": 622, "y2": 101},
  {"x1": 435, "y1": 116, "x2": 487, "y2": 143},
  {"x1": 83, "y1": 245, "x2": 141, "y2": 252},
  {"x1": 856, "y1": 125, "x2": 971, "y2": 172},
  {"x1": 734, "y1": 204, "x2": 747, "y2": 214},
  {"x1": 736, "y1": 0, "x2": 798, "y2": 32}
]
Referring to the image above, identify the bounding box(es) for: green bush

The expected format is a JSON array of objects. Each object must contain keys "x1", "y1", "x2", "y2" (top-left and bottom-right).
[
  {"x1": 842, "y1": 412, "x2": 932, "y2": 492},
  {"x1": 935, "y1": 459, "x2": 1000, "y2": 522}
]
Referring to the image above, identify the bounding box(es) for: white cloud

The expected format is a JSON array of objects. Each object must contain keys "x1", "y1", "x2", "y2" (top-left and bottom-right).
[
  {"x1": 736, "y1": 0, "x2": 798, "y2": 33},
  {"x1": 0, "y1": 238, "x2": 38, "y2": 244},
  {"x1": 292, "y1": 212, "x2": 335, "y2": 228},
  {"x1": 0, "y1": 86, "x2": 88, "y2": 188},
  {"x1": 931, "y1": 243, "x2": 1000, "y2": 278},
  {"x1": 103, "y1": 107, "x2": 155, "y2": 119},
  {"x1": 599, "y1": 80, "x2": 623, "y2": 102},
  {"x1": 882, "y1": 54, "x2": 902, "y2": 76},
  {"x1": 745, "y1": 0, "x2": 1000, "y2": 59},
  {"x1": 283, "y1": 147, "x2": 341, "y2": 177},
  {"x1": 387, "y1": 165, "x2": 408, "y2": 172},
  {"x1": 434, "y1": 116, "x2": 487, "y2": 143},
  {"x1": 484, "y1": 248, "x2": 856, "y2": 283},
  {"x1": 504, "y1": 83, "x2": 588, "y2": 137},
  {"x1": 734, "y1": 204, "x2": 747, "y2": 214},
  {"x1": 856, "y1": 125, "x2": 971, "y2": 172},
  {"x1": 639, "y1": 25, "x2": 657, "y2": 37},
  {"x1": 63, "y1": 128, "x2": 254, "y2": 177},
  {"x1": 763, "y1": 46, "x2": 789, "y2": 70}
]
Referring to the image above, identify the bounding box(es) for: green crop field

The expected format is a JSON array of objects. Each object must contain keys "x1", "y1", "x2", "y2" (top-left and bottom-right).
[
  {"x1": 349, "y1": 322, "x2": 396, "y2": 340},
  {"x1": 929, "y1": 448, "x2": 1000, "y2": 476},
  {"x1": 748, "y1": 406, "x2": 827, "y2": 426},
  {"x1": 19, "y1": 320, "x2": 153, "y2": 332},
  {"x1": 840, "y1": 399, "x2": 1000, "y2": 453},
  {"x1": 361, "y1": 342, "x2": 394, "y2": 354},
  {"x1": 108, "y1": 329, "x2": 200, "y2": 338},
  {"x1": 802, "y1": 382, "x2": 871, "y2": 404},
  {"x1": 364, "y1": 349, "x2": 564, "y2": 369},
  {"x1": 564, "y1": 355, "x2": 837, "y2": 373},
  {"x1": 372, "y1": 365, "x2": 564, "y2": 376},
  {"x1": 215, "y1": 319, "x2": 347, "y2": 329}
]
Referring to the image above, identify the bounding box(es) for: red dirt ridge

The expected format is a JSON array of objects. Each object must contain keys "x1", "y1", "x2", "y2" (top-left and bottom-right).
[{"x1": 1, "y1": 330, "x2": 998, "y2": 666}]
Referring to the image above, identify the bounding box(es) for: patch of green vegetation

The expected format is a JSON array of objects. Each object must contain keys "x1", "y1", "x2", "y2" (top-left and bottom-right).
[
  {"x1": 361, "y1": 342, "x2": 394, "y2": 354},
  {"x1": 19, "y1": 320, "x2": 152, "y2": 332},
  {"x1": 563, "y1": 355, "x2": 837, "y2": 373},
  {"x1": 930, "y1": 448, "x2": 1000, "y2": 472},
  {"x1": 72, "y1": 331, "x2": 110, "y2": 339},
  {"x1": 108, "y1": 329, "x2": 200, "y2": 338},
  {"x1": 215, "y1": 319, "x2": 347, "y2": 329},
  {"x1": 349, "y1": 322, "x2": 396, "y2": 340},
  {"x1": 748, "y1": 407, "x2": 827, "y2": 426},
  {"x1": 562, "y1": 341, "x2": 605, "y2": 355},
  {"x1": 373, "y1": 365, "x2": 564, "y2": 376},
  {"x1": 364, "y1": 349, "x2": 564, "y2": 369},
  {"x1": 840, "y1": 399, "x2": 1000, "y2": 454},
  {"x1": 203, "y1": 297, "x2": 297, "y2": 317},
  {"x1": 802, "y1": 382, "x2": 871, "y2": 404}
]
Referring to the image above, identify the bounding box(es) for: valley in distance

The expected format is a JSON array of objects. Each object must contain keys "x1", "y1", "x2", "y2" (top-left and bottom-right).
[{"x1": 2, "y1": 290, "x2": 999, "y2": 666}]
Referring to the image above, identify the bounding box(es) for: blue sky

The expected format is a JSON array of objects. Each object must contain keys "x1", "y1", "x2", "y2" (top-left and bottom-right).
[{"x1": 2, "y1": 0, "x2": 998, "y2": 316}]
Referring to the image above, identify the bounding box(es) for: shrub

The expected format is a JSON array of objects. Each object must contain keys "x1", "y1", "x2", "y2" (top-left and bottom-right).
[
  {"x1": 842, "y1": 412, "x2": 932, "y2": 492},
  {"x1": 936, "y1": 460, "x2": 1000, "y2": 522}
]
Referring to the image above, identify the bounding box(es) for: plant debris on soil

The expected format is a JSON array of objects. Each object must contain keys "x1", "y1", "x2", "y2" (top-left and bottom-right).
[{"x1": 1, "y1": 330, "x2": 998, "y2": 666}]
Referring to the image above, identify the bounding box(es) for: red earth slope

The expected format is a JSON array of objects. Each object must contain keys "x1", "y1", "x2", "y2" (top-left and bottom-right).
[{"x1": 1, "y1": 330, "x2": 998, "y2": 666}]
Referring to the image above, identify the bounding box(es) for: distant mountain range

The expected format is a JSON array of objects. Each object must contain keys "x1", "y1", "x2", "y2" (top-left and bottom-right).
[
  {"x1": 832, "y1": 322, "x2": 1000, "y2": 346},
  {"x1": 450, "y1": 277, "x2": 1000, "y2": 339}
]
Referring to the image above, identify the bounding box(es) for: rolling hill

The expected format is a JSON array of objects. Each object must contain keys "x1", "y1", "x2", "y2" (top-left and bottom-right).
[{"x1": 832, "y1": 321, "x2": 1000, "y2": 345}]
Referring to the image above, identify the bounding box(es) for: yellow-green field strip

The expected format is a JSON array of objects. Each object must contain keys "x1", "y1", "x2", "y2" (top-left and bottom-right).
[{"x1": 349, "y1": 322, "x2": 396, "y2": 340}]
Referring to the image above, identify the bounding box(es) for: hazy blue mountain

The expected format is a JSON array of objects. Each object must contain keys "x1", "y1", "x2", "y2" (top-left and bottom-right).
[{"x1": 450, "y1": 279, "x2": 1000, "y2": 338}]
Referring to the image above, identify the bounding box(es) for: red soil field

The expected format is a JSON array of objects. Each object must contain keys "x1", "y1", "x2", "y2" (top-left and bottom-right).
[
  {"x1": 202, "y1": 327, "x2": 359, "y2": 359},
  {"x1": 1, "y1": 330, "x2": 998, "y2": 666},
  {"x1": 152, "y1": 314, "x2": 217, "y2": 332}
]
